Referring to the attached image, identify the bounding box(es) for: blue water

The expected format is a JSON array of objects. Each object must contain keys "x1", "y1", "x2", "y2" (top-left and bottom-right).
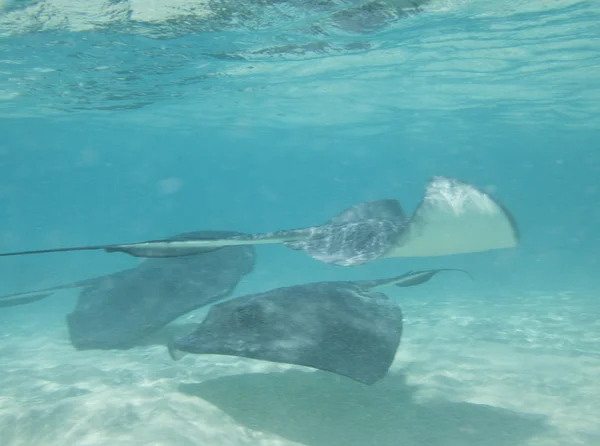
[{"x1": 1, "y1": 0, "x2": 599, "y2": 445}]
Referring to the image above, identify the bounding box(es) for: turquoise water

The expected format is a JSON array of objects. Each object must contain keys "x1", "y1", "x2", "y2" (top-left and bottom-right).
[{"x1": 1, "y1": 0, "x2": 599, "y2": 445}]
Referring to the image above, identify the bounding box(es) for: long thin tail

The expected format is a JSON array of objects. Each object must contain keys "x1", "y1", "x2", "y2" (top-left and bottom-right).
[
  {"x1": 0, "y1": 244, "x2": 116, "y2": 258},
  {"x1": 0, "y1": 231, "x2": 304, "y2": 259},
  {"x1": 0, "y1": 271, "x2": 132, "y2": 308},
  {"x1": 358, "y1": 268, "x2": 473, "y2": 290}
]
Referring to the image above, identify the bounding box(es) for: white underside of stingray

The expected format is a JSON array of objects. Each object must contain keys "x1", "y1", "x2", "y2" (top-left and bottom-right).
[{"x1": 385, "y1": 176, "x2": 517, "y2": 257}]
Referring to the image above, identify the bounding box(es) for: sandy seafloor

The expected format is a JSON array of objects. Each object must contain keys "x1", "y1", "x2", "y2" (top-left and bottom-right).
[{"x1": 1, "y1": 279, "x2": 598, "y2": 446}]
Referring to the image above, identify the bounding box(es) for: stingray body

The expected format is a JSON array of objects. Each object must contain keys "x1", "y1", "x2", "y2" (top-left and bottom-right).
[
  {"x1": 0, "y1": 177, "x2": 519, "y2": 267},
  {"x1": 0, "y1": 231, "x2": 255, "y2": 350},
  {"x1": 169, "y1": 269, "x2": 468, "y2": 385}
]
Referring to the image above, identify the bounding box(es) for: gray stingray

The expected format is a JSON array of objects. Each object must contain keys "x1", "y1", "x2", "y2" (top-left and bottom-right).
[
  {"x1": 0, "y1": 231, "x2": 255, "y2": 350},
  {"x1": 168, "y1": 268, "x2": 470, "y2": 385},
  {"x1": 0, "y1": 176, "x2": 519, "y2": 266}
]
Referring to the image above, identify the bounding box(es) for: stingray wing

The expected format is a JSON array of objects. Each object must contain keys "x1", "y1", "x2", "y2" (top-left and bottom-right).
[
  {"x1": 385, "y1": 177, "x2": 519, "y2": 258},
  {"x1": 168, "y1": 281, "x2": 403, "y2": 385},
  {"x1": 283, "y1": 199, "x2": 407, "y2": 266},
  {"x1": 67, "y1": 233, "x2": 256, "y2": 350}
]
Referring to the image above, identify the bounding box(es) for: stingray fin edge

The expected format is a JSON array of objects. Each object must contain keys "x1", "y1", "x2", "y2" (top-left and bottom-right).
[{"x1": 168, "y1": 343, "x2": 188, "y2": 361}]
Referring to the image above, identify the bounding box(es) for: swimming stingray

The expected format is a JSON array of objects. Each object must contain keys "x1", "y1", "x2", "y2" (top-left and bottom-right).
[
  {"x1": 0, "y1": 231, "x2": 255, "y2": 350},
  {"x1": 0, "y1": 176, "x2": 518, "y2": 266},
  {"x1": 169, "y1": 268, "x2": 470, "y2": 385}
]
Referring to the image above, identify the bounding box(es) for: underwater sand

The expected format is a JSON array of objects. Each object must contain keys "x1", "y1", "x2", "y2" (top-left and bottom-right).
[{"x1": 0, "y1": 287, "x2": 598, "y2": 446}]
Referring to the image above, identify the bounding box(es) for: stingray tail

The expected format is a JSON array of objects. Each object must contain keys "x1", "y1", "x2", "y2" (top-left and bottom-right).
[
  {"x1": 104, "y1": 230, "x2": 306, "y2": 258},
  {"x1": 359, "y1": 268, "x2": 473, "y2": 290},
  {"x1": 0, "y1": 290, "x2": 54, "y2": 308},
  {"x1": 0, "y1": 271, "x2": 129, "y2": 308},
  {"x1": 0, "y1": 231, "x2": 303, "y2": 260},
  {"x1": 0, "y1": 285, "x2": 77, "y2": 308}
]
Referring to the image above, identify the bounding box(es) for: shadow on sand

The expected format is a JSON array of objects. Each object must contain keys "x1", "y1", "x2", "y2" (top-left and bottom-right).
[{"x1": 179, "y1": 369, "x2": 548, "y2": 446}]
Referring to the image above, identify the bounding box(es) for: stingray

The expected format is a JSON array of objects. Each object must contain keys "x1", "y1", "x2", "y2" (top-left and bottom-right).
[
  {"x1": 0, "y1": 231, "x2": 255, "y2": 350},
  {"x1": 168, "y1": 268, "x2": 470, "y2": 385},
  {"x1": 0, "y1": 176, "x2": 518, "y2": 266}
]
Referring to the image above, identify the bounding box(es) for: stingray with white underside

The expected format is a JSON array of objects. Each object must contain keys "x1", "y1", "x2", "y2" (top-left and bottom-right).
[
  {"x1": 0, "y1": 177, "x2": 518, "y2": 266},
  {"x1": 0, "y1": 231, "x2": 255, "y2": 350},
  {"x1": 169, "y1": 268, "x2": 471, "y2": 385}
]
